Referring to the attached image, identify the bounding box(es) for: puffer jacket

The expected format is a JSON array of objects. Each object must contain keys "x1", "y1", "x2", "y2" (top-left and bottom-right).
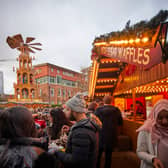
[{"x1": 56, "y1": 118, "x2": 100, "y2": 168}]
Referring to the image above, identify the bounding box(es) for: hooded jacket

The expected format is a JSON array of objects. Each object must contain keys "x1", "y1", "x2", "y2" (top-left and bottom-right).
[{"x1": 56, "y1": 118, "x2": 100, "y2": 168}]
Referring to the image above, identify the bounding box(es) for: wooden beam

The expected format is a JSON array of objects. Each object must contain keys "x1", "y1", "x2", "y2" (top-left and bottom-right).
[{"x1": 98, "y1": 67, "x2": 120, "y2": 72}]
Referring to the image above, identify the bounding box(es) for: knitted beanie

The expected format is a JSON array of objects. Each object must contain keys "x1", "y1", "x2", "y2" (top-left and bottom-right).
[{"x1": 66, "y1": 93, "x2": 86, "y2": 113}]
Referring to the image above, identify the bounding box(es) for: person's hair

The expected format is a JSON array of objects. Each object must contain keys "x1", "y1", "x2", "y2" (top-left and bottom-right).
[
  {"x1": 103, "y1": 96, "x2": 112, "y2": 104},
  {"x1": 88, "y1": 102, "x2": 97, "y2": 111},
  {"x1": 99, "y1": 101, "x2": 104, "y2": 107},
  {"x1": 49, "y1": 108, "x2": 73, "y2": 140},
  {"x1": 0, "y1": 106, "x2": 36, "y2": 139}
]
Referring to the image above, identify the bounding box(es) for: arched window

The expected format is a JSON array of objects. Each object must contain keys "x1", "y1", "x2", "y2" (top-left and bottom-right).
[
  {"x1": 22, "y1": 88, "x2": 29, "y2": 99},
  {"x1": 30, "y1": 74, "x2": 33, "y2": 84},
  {"x1": 31, "y1": 89, "x2": 35, "y2": 98},
  {"x1": 29, "y1": 62, "x2": 31, "y2": 68},
  {"x1": 23, "y1": 60, "x2": 27, "y2": 69},
  {"x1": 23, "y1": 73, "x2": 28, "y2": 84},
  {"x1": 16, "y1": 88, "x2": 20, "y2": 99},
  {"x1": 18, "y1": 73, "x2": 21, "y2": 83}
]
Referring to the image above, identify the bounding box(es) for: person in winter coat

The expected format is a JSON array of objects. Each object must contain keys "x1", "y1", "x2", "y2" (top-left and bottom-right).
[
  {"x1": 0, "y1": 107, "x2": 44, "y2": 168},
  {"x1": 136, "y1": 99, "x2": 168, "y2": 168},
  {"x1": 95, "y1": 96, "x2": 123, "y2": 168},
  {"x1": 51, "y1": 93, "x2": 100, "y2": 168}
]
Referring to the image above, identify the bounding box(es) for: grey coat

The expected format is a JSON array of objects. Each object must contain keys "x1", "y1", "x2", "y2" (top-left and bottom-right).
[{"x1": 137, "y1": 131, "x2": 158, "y2": 168}]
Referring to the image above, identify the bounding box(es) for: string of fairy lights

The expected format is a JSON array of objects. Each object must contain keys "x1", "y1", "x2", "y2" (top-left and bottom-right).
[
  {"x1": 94, "y1": 37, "x2": 149, "y2": 46},
  {"x1": 114, "y1": 77, "x2": 168, "y2": 97}
]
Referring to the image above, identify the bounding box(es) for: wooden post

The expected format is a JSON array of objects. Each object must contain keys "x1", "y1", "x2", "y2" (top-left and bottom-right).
[
  {"x1": 132, "y1": 88, "x2": 136, "y2": 121},
  {"x1": 111, "y1": 95, "x2": 114, "y2": 105}
]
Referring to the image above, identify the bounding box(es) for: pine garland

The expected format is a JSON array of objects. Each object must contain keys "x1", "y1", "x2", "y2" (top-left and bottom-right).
[{"x1": 95, "y1": 10, "x2": 168, "y2": 42}]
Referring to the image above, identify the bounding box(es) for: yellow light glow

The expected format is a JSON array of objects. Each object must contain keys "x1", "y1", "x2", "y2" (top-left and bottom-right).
[
  {"x1": 94, "y1": 42, "x2": 107, "y2": 46},
  {"x1": 135, "y1": 38, "x2": 140, "y2": 43},
  {"x1": 145, "y1": 96, "x2": 152, "y2": 100},
  {"x1": 109, "y1": 41, "x2": 115, "y2": 44},
  {"x1": 142, "y1": 37, "x2": 149, "y2": 43},
  {"x1": 129, "y1": 39, "x2": 134, "y2": 44},
  {"x1": 124, "y1": 40, "x2": 128, "y2": 44}
]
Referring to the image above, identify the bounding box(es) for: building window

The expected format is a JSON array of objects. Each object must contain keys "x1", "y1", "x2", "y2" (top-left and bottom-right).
[
  {"x1": 57, "y1": 70, "x2": 60, "y2": 74},
  {"x1": 68, "y1": 90, "x2": 71, "y2": 97},
  {"x1": 58, "y1": 88, "x2": 62, "y2": 96},
  {"x1": 63, "y1": 89, "x2": 66, "y2": 98},
  {"x1": 51, "y1": 88, "x2": 54, "y2": 97},
  {"x1": 36, "y1": 69, "x2": 41, "y2": 74},
  {"x1": 62, "y1": 79, "x2": 76, "y2": 87},
  {"x1": 57, "y1": 76, "x2": 62, "y2": 84},
  {"x1": 63, "y1": 71, "x2": 74, "y2": 77},
  {"x1": 50, "y1": 76, "x2": 55, "y2": 84},
  {"x1": 39, "y1": 88, "x2": 42, "y2": 96},
  {"x1": 51, "y1": 68, "x2": 53, "y2": 72}
]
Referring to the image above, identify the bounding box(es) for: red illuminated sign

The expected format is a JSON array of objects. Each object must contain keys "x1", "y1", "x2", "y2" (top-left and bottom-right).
[{"x1": 101, "y1": 43, "x2": 162, "y2": 69}]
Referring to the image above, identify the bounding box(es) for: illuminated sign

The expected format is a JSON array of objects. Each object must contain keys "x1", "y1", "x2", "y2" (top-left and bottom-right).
[
  {"x1": 93, "y1": 22, "x2": 168, "y2": 69},
  {"x1": 101, "y1": 43, "x2": 162, "y2": 69}
]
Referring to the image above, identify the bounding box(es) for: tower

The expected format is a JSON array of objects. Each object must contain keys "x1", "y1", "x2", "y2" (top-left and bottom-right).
[
  {"x1": 6, "y1": 34, "x2": 42, "y2": 102},
  {"x1": 14, "y1": 51, "x2": 36, "y2": 100}
]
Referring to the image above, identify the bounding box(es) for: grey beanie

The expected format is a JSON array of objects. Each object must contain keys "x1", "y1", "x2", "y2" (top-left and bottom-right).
[{"x1": 66, "y1": 93, "x2": 86, "y2": 113}]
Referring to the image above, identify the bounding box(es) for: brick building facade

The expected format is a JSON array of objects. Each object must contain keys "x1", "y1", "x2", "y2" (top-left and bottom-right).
[{"x1": 34, "y1": 63, "x2": 85, "y2": 105}]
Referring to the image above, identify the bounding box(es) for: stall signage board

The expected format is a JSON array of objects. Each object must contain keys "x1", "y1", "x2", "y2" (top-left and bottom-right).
[{"x1": 101, "y1": 43, "x2": 162, "y2": 69}]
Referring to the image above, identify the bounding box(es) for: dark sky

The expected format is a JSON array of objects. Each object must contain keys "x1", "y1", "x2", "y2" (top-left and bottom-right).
[{"x1": 0, "y1": 0, "x2": 168, "y2": 93}]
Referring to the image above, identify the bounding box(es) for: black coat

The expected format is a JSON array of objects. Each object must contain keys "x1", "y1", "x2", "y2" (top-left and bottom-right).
[
  {"x1": 95, "y1": 105, "x2": 123, "y2": 149},
  {"x1": 56, "y1": 118, "x2": 99, "y2": 168}
]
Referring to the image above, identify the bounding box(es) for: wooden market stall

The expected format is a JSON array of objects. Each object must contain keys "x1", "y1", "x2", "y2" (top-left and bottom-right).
[{"x1": 88, "y1": 20, "x2": 168, "y2": 152}]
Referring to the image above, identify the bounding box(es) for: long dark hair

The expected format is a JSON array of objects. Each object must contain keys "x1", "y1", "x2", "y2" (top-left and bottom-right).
[
  {"x1": 49, "y1": 108, "x2": 72, "y2": 140},
  {"x1": 0, "y1": 106, "x2": 36, "y2": 139}
]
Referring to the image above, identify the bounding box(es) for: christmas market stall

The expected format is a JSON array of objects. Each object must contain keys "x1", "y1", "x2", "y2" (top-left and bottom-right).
[{"x1": 89, "y1": 11, "x2": 168, "y2": 150}]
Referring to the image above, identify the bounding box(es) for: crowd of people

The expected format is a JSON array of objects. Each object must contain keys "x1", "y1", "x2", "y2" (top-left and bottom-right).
[{"x1": 0, "y1": 93, "x2": 168, "y2": 168}]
